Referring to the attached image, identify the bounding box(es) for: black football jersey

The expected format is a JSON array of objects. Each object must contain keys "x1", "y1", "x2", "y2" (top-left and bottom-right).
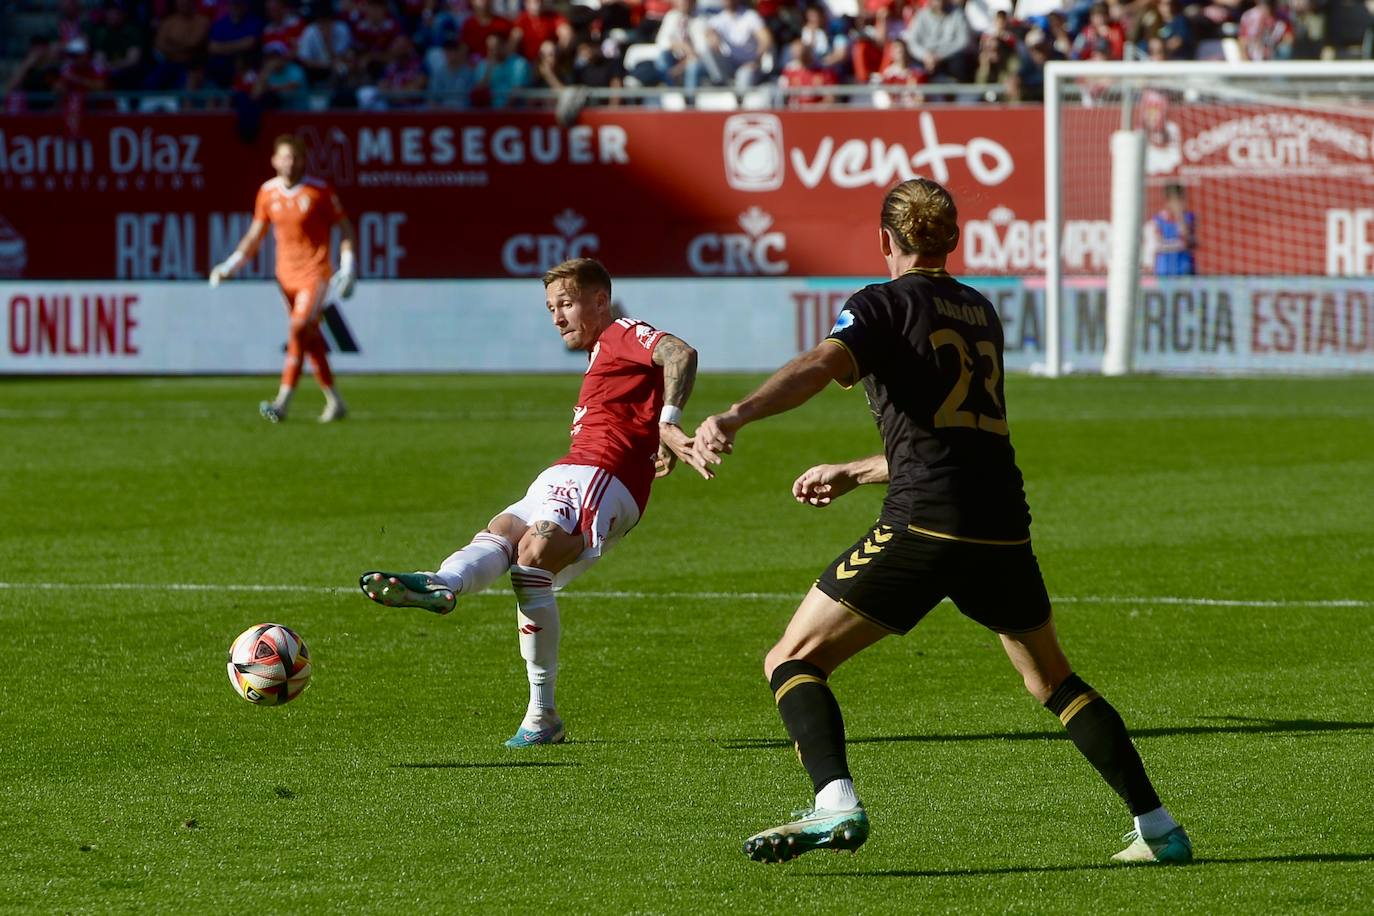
[{"x1": 825, "y1": 267, "x2": 1031, "y2": 543}]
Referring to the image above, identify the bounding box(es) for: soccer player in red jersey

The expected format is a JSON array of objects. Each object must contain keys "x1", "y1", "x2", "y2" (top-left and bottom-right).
[
  {"x1": 360, "y1": 258, "x2": 699, "y2": 747},
  {"x1": 209, "y1": 133, "x2": 357, "y2": 423}
]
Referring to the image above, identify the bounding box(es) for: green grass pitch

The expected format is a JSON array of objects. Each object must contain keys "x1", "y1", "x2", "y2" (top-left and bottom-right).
[{"x1": 1, "y1": 373, "x2": 1371, "y2": 913}]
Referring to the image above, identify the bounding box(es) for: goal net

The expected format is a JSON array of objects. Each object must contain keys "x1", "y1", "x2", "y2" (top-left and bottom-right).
[{"x1": 1043, "y1": 61, "x2": 1374, "y2": 375}]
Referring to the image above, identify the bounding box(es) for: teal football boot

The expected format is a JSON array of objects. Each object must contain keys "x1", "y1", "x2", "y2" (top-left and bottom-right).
[
  {"x1": 743, "y1": 805, "x2": 869, "y2": 863},
  {"x1": 359, "y1": 571, "x2": 456, "y2": 615},
  {"x1": 1111, "y1": 826, "x2": 1193, "y2": 865}
]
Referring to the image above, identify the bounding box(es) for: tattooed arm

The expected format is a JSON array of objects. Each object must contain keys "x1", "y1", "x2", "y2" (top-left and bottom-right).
[{"x1": 650, "y1": 333, "x2": 699, "y2": 478}]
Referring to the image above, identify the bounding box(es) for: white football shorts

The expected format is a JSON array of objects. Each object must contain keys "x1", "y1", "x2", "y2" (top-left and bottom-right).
[{"x1": 501, "y1": 464, "x2": 641, "y2": 588}]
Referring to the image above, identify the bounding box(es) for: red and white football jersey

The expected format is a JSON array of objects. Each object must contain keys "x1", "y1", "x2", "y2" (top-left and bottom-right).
[{"x1": 556, "y1": 317, "x2": 667, "y2": 512}]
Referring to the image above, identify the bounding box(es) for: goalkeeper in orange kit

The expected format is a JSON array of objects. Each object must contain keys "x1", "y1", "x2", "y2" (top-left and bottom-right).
[{"x1": 209, "y1": 133, "x2": 358, "y2": 423}]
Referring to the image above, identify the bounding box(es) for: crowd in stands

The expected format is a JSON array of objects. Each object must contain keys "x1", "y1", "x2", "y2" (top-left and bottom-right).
[{"x1": 2, "y1": 0, "x2": 1335, "y2": 112}]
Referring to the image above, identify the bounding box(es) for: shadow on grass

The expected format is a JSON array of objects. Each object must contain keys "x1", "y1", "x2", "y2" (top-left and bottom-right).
[
  {"x1": 795, "y1": 852, "x2": 1374, "y2": 879},
  {"x1": 720, "y1": 717, "x2": 1374, "y2": 750},
  {"x1": 390, "y1": 761, "x2": 579, "y2": 769}
]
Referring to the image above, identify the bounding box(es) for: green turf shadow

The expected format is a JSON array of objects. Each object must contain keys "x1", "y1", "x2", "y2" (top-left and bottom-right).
[
  {"x1": 389, "y1": 761, "x2": 580, "y2": 769},
  {"x1": 719, "y1": 717, "x2": 1374, "y2": 750},
  {"x1": 794, "y1": 852, "x2": 1374, "y2": 879}
]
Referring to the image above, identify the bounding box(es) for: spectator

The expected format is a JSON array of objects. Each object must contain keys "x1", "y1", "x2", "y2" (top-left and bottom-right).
[
  {"x1": 3, "y1": 37, "x2": 62, "y2": 112},
  {"x1": 904, "y1": 0, "x2": 973, "y2": 82},
  {"x1": 1157, "y1": 0, "x2": 1194, "y2": 58},
  {"x1": 58, "y1": 37, "x2": 110, "y2": 96},
  {"x1": 428, "y1": 36, "x2": 479, "y2": 103},
  {"x1": 1130, "y1": 0, "x2": 1168, "y2": 52},
  {"x1": 796, "y1": 3, "x2": 849, "y2": 72},
  {"x1": 533, "y1": 38, "x2": 573, "y2": 87},
  {"x1": 474, "y1": 31, "x2": 531, "y2": 105},
  {"x1": 1150, "y1": 182, "x2": 1196, "y2": 275},
  {"x1": 974, "y1": 12, "x2": 1017, "y2": 85},
  {"x1": 353, "y1": 0, "x2": 403, "y2": 75},
  {"x1": 778, "y1": 37, "x2": 837, "y2": 104},
  {"x1": 1045, "y1": 10, "x2": 1073, "y2": 57},
  {"x1": 380, "y1": 35, "x2": 428, "y2": 101},
  {"x1": 572, "y1": 38, "x2": 625, "y2": 89},
  {"x1": 262, "y1": 0, "x2": 307, "y2": 56},
  {"x1": 1072, "y1": 2, "x2": 1125, "y2": 59},
  {"x1": 251, "y1": 39, "x2": 311, "y2": 106},
  {"x1": 56, "y1": 0, "x2": 89, "y2": 45},
  {"x1": 636, "y1": 0, "x2": 676, "y2": 41},
  {"x1": 299, "y1": 2, "x2": 353, "y2": 83},
  {"x1": 513, "y1": 0, "x2": 571, "y2": 61},
  {"x1": 463, "y1": 0, "x2": 516, "y2": 61},
  {"x1": 207, "y1": 0, "x2": 264, "y2": 87},
  {"x1": 1287, "y1": 0, "x2": 1324, "y2": 58},
  {"x1": 1238, "y1": 0, "x2": 1292, "y2": 59},
  {"x1": 1006, "y1": 29, "x2": 1051, "y2": 101},
  {"x1": 413, "y1": 0, "x2": 464, "y2": 54},
  {"x1": 91, "y1": 1, "x2": 149, "y2": 91},
  {"x1": 692, "y1": 0, "x2": 773, "y2": 91},
  {"x1": 148, "y1": 0, "x2": 211, "y2": 89},
  {"x1": 960, "y1": 0, "x2": 1011, "y2": 34},
  {"x1": 643, "y1": 0, "x2": 701, "y2": 85},
  {"x1": 877, "y1": 38, "x2": 924, "y2": 106}
]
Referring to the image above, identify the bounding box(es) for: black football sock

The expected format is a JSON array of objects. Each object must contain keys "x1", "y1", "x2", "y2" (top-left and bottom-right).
[
  {"x1": 1044, "y1": 673, "x2": 1163, "y2": 816},
  {"x1": 770, "y1": 659, "x2": 850, "y2": 795}
]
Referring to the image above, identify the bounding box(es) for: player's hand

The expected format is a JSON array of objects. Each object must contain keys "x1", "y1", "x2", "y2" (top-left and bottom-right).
[
  {"x1": 792, "y1": 463, "x2": 860, "y2": 508},
  {"x1": 330, "y1": 269, "x2": 357, "y2": 300},
  {"x1": 655, "y1": 423, "x2": 693, "y2": 479},
  {"x1": 689, "y1": 411, "x2": 740, "y2": 479}
]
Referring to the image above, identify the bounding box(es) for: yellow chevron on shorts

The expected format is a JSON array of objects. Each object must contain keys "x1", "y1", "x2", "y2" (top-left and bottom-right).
[
  {"x1": 862, "y1": 538, "x2": 881, "y2": 555},
  {"x1": 872, "y1": 529, "x2": 893, "y2": 544},
  {"x1": 848, "y1": 550, "x2": 873, "y2": 567},
  {"x1": 1058, "y1": 690, "x2": 1101, "y2": 725},
  {"x1": 835, "y1": 566, "x2": 858, "y2": 580}
]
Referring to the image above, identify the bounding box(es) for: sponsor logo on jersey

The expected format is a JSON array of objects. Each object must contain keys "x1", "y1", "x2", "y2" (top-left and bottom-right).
[
  {"x1": 830, "y1": 309, "x2": 855, "y2": 333},
  {"x1": 502, "y1": 209, "x2": 600, "y2": 276},
  {"x1": 687, "y1": 207, "x2": 788, "y2": 276},
  {"x1": 634, "y1": 323, "x2": 659, "y2": 349}
]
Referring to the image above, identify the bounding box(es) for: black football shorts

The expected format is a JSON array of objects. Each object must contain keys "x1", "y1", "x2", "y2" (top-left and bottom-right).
[{"x1": 815, "y1": 521, "x2": 1052, "y2": 635}]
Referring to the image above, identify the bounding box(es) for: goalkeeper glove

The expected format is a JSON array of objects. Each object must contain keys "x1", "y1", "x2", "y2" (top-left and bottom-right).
[
  {"x1": 330, "y1": 249, "x2": 357, "y2": 300},
  {"x1": 208, "y1": 251, "x2": 244, "y2": 288}
]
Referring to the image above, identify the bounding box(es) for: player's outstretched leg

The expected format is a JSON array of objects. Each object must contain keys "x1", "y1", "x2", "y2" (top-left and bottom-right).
[
  {"x1": 505, "y1": 565, "x2": 564, "y2": 747},
  {"x1": 359, "y1": 531, "x2": 516, "y2": 616},
  {"x1": 359, "y1": 571, "x2": 456, "y2": 615}
]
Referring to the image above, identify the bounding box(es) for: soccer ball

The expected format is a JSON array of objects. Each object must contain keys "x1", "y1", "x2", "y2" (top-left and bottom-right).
[{"x1": 227, "y1": 623, "x2": 312, "y2": 706}]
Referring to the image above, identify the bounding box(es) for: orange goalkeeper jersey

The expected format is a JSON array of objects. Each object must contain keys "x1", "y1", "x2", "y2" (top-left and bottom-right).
[{"x1": 254, "y1": 175, "x2": 346, "y2": 289}]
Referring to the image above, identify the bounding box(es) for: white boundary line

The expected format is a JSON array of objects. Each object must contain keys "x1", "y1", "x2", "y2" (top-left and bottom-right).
[{"x1": 0, "y1": 582, "x2": 1366, "y2": 608}]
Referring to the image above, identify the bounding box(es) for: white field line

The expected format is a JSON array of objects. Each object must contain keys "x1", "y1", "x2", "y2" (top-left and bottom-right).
[{"x1": 0, "y1": 582, "x2": 1366, "y2": 608}]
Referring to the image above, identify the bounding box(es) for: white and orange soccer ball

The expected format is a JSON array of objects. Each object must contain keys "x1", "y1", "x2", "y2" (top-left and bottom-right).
[{"x1": 227, "y1": 623, "x2": 312, "y2": 706}]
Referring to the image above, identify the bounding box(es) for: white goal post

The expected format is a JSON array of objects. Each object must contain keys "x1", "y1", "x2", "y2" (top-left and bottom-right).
[{"x1": 1043, "y1": 60, "x2": 1374, "y2": 376}]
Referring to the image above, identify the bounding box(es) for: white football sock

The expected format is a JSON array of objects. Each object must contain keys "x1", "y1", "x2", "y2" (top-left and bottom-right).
[
  {"x1": 511, "y1": 564, "x2": 560, "y2": 730},
  {"x1": 433, "y1": 532, "x2": 514, "y2": 594},
  {"x1": 1134, "y1": 806, "x2": 1179, "y2": 839},
  {"x1": 815, "y1": 778, "x2": 860, "y2": 812},
  {"x1": 321, "y1": 385, "x2": 343, "y2": 410},
  {"x1": 274, "y1": 384, "x2": 294, "y2": 410}
]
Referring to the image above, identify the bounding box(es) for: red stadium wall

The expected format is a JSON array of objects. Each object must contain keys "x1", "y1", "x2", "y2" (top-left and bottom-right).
[{"x1": 4, "y1": 106, "x2": 1372, "y2": 281}]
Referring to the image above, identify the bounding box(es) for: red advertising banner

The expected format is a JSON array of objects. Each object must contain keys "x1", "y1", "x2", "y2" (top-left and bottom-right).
[
  {"x1": 0, "y1": 108, "x2": 1050, "y2": 280},
  {"x1": 3, "y1": 104, "x2": 1369, "y2": 281}
]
